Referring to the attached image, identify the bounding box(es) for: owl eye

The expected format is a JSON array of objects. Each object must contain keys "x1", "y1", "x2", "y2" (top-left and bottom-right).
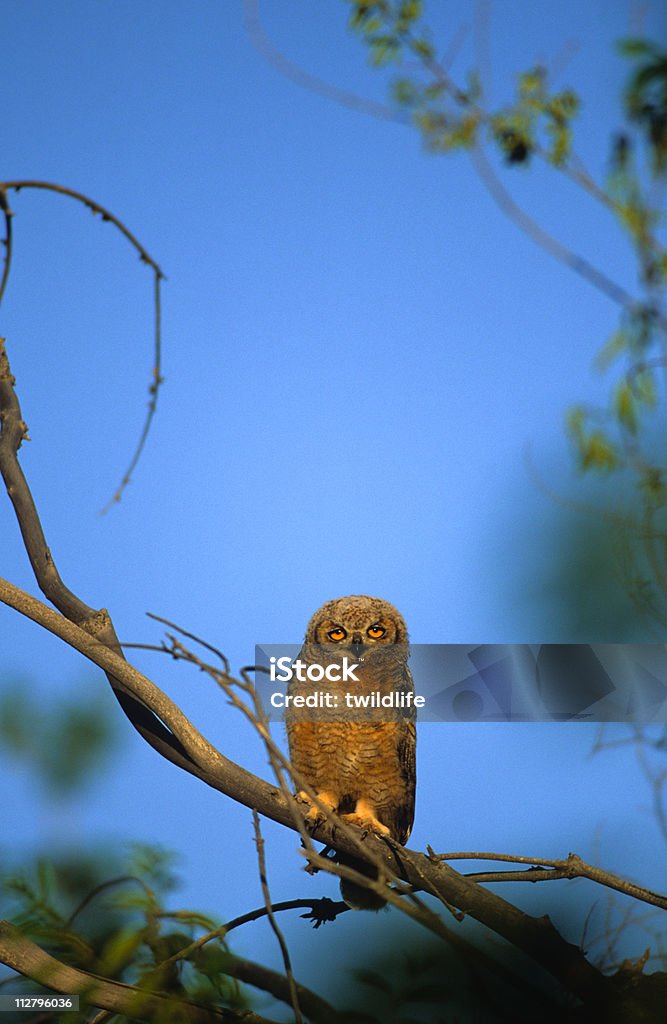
[
  {"x1": 367, "y1": 625, "x2": 386, "y2": 640},
  {"x1": 327, "y1": 627, "x2": 347, "y2": 642}
]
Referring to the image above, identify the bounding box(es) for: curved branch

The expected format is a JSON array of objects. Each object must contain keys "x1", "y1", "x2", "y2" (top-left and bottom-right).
[
  {"x1": 0, "y1": 921, "x2": 275, "y2": 1024},
  {"x1": 469, "y1": 145, "x2": 641, "y2": 315},
  {"x1": 242, "y1": 0, "x2": 403, "y2": 123},
  {"x1": 0, "y1": 181, "x2": 164, "y2": 280},
  {"x1": 0, "y1": 335, "x2": 203, "y2": 779},
  {"x1": 0, "y1": 187, "x2": 13, "y2": 307},
  {"x1": 0, "y1": 181, "x2": 165, "y2": 509},
  {"x1": 0, "y1": 576, "x2": 283, "y2": 813}
]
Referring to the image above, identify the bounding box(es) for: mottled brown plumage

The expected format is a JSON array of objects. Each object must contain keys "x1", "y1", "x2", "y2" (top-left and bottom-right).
[{"x1": 287, "y1": 595, "x2": 416, "y2": 908}]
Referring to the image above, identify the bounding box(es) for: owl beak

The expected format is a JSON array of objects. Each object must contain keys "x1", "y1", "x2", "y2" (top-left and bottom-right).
[{"x1": 350, "y1": 633, "x2": 364, "y2": 661}]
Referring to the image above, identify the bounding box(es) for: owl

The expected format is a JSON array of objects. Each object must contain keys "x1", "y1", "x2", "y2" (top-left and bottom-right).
[{"x1": 286, "y1": 595, "x2": 416, "y2": 908}]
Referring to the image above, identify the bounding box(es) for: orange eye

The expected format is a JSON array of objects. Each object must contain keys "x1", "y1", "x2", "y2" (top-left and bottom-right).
[
  {"x1": 367, "y1": 625, "x2": 386, "y2": 639},
  {"x1": 327, "y1": 627, "x2": 347, "y2": 642}
]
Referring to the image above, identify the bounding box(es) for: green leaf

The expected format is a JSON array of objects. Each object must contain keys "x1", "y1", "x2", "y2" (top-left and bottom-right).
[
  {"x1": 519, "y1": 68, "x2": 545, "y2": 104},
  {"x1": 632, "y1": 369, "x2": 656, "y2": 406},
  {"x1": 370, "y1": 35, "x2": 401, "y2": 66},
  {"x1": 410, "y1": 37, "x2": 434, "y2": 61},
  {"x1": 392, "y1": 77, "x2": 418, "y2": 105},
  {"x1": 614, "y1": 382, "x2": 638, "y2": 433},
  {"x1": 594, "y1": 330, "x2": 627, "y2": 371},
  {"x1": 192, "y1": 945, "x2": 236, "y2": 979},
  {"x1": 581, "y1": 431, "x2": 619, "y2": 471},
  {"x1": 397, "y1": 0, "x2": 422, "y2": 26},
  {"x1": 618, "y1": 38, "x2": 656, "y2": 58},
  {"x1": 97, "y1": 926, "x2": 145, "y2": 976}
]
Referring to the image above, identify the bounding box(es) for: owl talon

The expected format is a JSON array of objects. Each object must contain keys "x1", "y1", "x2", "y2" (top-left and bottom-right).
[
  {"x1": 340, "y1": 811, "x2": 391, "y2": 837},
  {"x1": 295, "y1": 790, "x2": 338, "y2": 830}
]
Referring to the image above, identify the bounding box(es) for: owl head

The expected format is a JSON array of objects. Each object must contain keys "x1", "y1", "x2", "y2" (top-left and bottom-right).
[{"x1": 304, "y1": 595, "x2": 408, "y2": 649}]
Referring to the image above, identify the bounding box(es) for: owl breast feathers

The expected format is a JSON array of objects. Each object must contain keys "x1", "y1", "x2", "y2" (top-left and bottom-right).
[{"x1": 286, "y1": 595, "x2": 416, "y2": 907}]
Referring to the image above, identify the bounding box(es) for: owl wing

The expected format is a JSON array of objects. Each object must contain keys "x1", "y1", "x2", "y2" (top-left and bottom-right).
[{"x1": 392, "y1": 663, "x2": 417, "y2": 845}]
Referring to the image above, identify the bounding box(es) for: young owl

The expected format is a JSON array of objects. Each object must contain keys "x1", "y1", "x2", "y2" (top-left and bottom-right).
[{"x1": 286, "y1": 595, "x2": 416, "y2": 908}]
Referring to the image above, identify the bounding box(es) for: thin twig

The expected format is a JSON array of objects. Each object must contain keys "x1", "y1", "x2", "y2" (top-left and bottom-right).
[
  {"x1": 469, "y1": 144, "x2": 640, "y2": 314},
  {"x1": 65, "y1": 875, "x2": 153, "y2": 928},
  {"x1": 0, "y1": 180, "x2": 165, "y2": 510},
  {"x1": 427, "y1": 848, "x2": 667, "y2": 910},
  {"x1": 242, "y1": 0, "x2": 403, "y2": 123},
  {"x1": 252, "y1": 812, "x2": 302, "y2": 1024},
  {"x1": 0, "y1": 187, "x2": 13, "y2": 307}
]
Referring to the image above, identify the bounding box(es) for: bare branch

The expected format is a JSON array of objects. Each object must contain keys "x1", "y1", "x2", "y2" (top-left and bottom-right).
[
  {"x1": 252, "y1": 811, "x2": 302, "y2": 1024},
  {"x1": 0, "y1": 188, "x2": 13, "y2": 307},
  {"x1": 592, "y1": 726, "x2": 667, "y2": 846},
  {"x1": 469, "y1": 144, "x2": 640, "y2": 313},
  {"x1": 0, "y1": 181, "x2": 165, "y2": 509},
  {"x1": 428, "y1": 848, "x2": 667, "y2": 911},
  {"x1": 242, "y1": 0, "x2": 403, "y2": 123},
  {"x1": 153, "y1": 898, "x2": 348, "y2": 975},
  {"x1": 0, "y1": 181, "x2": 164, "y2": 277}
]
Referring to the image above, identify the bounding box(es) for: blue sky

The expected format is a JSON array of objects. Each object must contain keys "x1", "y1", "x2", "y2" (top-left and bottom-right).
[{"x1": 1, "y1": 0, "x2": 666, "y2": 1008}]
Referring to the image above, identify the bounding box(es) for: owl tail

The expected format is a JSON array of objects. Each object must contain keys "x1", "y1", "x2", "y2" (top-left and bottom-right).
[{"x1": 337, "y1": 853, "x2": 388, "y2": 911}]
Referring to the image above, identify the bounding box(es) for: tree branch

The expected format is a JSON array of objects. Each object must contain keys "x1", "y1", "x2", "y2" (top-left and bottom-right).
[
  {"x1": 0, "y1": 181, "x2": 164, "y2": 510},
  {"x1": 427, "y1": 849, "x2": 667, "y2": 910}
]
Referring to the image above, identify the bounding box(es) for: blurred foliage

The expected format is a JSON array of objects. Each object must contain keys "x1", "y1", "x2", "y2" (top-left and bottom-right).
[
  {"x1": 0, "y1": 683, "x2": 250, "y2": 1021},
  {"x1": 0, "y1": 678, "x2": 117, "y2": 796},
  {"x1": 340, "y1": 892, "x2": 667, "y2": 1022},
  {"x1": 517, "y1": 455, "x2": 667, "y2": 640},
  {"x1": 0, "y1": 844, "x2": 246, "y2": 1023},
  {"x1": 339, "y1": 926, "x2": 572, "y2": 1023},
  {"x1": 621, "y1": 39, "x2": 667, "y2": 175},
  {"x1": 346, "y1": 1, "x2": 667, "y2": 634}
]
